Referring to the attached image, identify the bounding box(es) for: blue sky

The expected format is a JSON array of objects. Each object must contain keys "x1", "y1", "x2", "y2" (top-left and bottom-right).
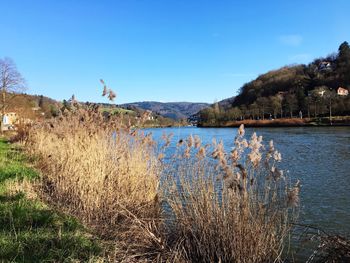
[{"x1": 1, "y1": 0, "x2": 349, "y2": 104}]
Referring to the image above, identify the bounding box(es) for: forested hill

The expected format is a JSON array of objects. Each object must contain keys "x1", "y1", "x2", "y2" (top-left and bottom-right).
[
  {"x1": 199, "y1": 41, "x2": 350, "y2": 125},
  {"x1": 121, "y1": 101, "x2": 210, "y2": 120},
  {"x1": 5, "y1": 93, "x2": 61, "y2": 119}
]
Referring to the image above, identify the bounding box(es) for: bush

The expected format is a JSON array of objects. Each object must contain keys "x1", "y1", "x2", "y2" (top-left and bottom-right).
[
  {"x1": 27, "y1": 109, "x2": 166, "y2": 260},
  {"x1": 162, "y1": 125, "x2": 299, "y2": 262}
]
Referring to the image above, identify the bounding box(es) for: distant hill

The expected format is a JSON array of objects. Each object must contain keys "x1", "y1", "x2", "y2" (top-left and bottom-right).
[
  {"x1": 7, "y1": 94, "x2": 181, "y2": 127},
  {"x1": 121, "y1": 101, "x2": 210, "y2": 120},
  {"x1": 198, "y1": 41, "x2": 350, "y2": 126}
]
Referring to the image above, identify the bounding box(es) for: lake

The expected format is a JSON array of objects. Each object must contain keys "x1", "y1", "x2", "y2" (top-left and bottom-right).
[{"x1": 146, "y1": 126, "x2": 350, "y2": 257}]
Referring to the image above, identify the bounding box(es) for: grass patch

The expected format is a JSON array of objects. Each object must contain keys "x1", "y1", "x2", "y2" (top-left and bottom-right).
[
  {"x1": 0, "y1": 138, "x2": 102, "y2": 262},
  {"x1": 100, "y1": 107, "x2": 134, "y2": 115}
]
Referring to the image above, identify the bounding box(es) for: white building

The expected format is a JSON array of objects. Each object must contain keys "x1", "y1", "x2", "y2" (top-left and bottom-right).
[
  {"x1": 337, "y1": 87, "x2": 349, "y2": 96},
  {"x1": 1, "y1": 112, "x2": 18, "y2": 131}
]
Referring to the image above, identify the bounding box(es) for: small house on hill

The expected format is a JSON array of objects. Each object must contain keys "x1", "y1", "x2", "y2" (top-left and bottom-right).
[
  {"x1": 318, "y1": 61, "x2": 332, "y2": 71},
  {"x1": 145, "y1": 110, "x2": 154, "y2": 120},
  {"x1": 337, "y1": 87, "x2": 349, "y2": 96},
  {"x1": 2, "y1": 112, "x2": 18, "y2": 131}
]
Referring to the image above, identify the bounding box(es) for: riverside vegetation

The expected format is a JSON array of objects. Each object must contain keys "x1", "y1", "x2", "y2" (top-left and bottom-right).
[
  {"x1": 4, "y1": 101, "x2": 350, "y2": 262},
  {"x1": 8, "y1": 96, "x2": 300, "y2": 262}
]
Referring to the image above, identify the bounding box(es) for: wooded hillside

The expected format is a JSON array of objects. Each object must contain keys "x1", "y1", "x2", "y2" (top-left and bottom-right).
[{"x1": 199, "y1": 41, "x2": 350, "y2": 125}]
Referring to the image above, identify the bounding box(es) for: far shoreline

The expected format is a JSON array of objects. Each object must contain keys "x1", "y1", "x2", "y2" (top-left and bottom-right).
[{"x1": 197, "y1": 116, "x2": 350, "y2": 128}]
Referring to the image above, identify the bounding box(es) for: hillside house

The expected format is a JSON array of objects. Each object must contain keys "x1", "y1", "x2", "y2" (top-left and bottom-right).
[
  {"x1": 2, "y1": 112, "x2": 18, "y2": 131},
  {"x1": 337, "y1": 87, "x2": 349, "y2": 96},
  {"x1": 318, "y1": 61, "x2": 332, "y2": 72},
  {"x1": 145, "y1": 110, "x2": 154, "y2": 120}
]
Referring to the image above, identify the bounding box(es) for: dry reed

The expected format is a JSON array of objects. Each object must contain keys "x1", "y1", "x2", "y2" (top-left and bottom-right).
[
  {"x1": 27, "y1": 96, "x2": 299, "y2": 262},
  {"x1": 27, "y1": 109, "x2": 168, "y2": 260},
  {"x1": 162, "y1": 124, "x2": 299, "y2": 262}
]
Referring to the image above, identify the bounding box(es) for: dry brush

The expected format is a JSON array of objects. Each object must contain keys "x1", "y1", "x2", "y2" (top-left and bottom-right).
[{"x1": 26, "y1": 105, "x2": 299, "y2": 262}]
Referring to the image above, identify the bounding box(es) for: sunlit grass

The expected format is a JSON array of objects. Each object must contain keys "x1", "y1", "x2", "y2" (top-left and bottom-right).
[{"x1": 0, "y1": 138, "x2": 103, "y2": 262}]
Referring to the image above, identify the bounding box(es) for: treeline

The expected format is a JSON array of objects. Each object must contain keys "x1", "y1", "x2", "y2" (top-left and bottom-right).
[{"x1": 199, "y1": 41, "x2": 350, "y2": 125}]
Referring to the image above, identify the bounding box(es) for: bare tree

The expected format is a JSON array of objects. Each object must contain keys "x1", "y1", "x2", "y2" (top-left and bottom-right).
[
  {"x1": 285, "y1": 93, "x2": 298, "y2": 118},
  {"x1": 269, "y1": 95, "x2": 282, "y2": 119},
  {"x1": 256, "y1": 97, "x2": 268, "y2": 120},
  {"x1": 0, "y1": 57, "x2": 26, "y2": 130},
  {"x1": 310, "y1": 86, "x2": 328, "y2": 117},
  {"x1": 324, "y1": 89, "x2": 336, "y2": 125}
]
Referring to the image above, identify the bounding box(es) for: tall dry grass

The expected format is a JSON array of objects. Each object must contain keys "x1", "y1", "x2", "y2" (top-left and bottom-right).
[
  {"x1": 27, "y1": 109, "x2": 167, "y2": 260},
  {"x1": 27, "y1": 98, "x2": 299, "y2": 262},
  {"x1": 162, "y1": 125, "x2": 299, "y2": 262}
]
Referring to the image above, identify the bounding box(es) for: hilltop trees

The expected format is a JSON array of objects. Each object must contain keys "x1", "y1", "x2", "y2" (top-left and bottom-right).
[
  {"x1": 337, "y1": 41, "x2": 350, "y2": 86},
  {"x1": 0, "y1": 57, "x2": 26, "y2": 130}
]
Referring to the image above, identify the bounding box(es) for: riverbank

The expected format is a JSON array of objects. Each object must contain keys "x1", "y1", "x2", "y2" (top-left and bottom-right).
[
  {"x1": 3, "y1": 123, "x2": 350, "y2": 261},
  {"x1": 0, "y1": 138, "x2": 103, "y2": 261},
  {"x1": 198, "y1": 116, "x2": 350, "y2": 128}
]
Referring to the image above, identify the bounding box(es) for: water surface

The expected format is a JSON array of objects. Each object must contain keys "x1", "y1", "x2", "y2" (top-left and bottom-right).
[{"x1": 146, "y1": 126, "x2": 350, "y2": 233}]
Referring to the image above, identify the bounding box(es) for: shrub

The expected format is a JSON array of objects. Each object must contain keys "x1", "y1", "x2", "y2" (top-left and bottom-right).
[
  {"x1": 162, "y1": 125, "x2": 299, "y2": 262},
  {"x1": 27, "y1": 109, "x2": 166, "y2": 260}
]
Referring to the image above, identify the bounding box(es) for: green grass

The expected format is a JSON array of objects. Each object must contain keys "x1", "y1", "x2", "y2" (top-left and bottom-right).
[
  {"x1": 0, "y1": 139, "x2": 103, "y2": 262},
  {"x1": 100, "y1": 107, "x2": 135, "y2": 115}
]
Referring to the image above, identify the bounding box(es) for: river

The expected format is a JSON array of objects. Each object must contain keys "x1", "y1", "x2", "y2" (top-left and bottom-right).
[
  {"x1": 146, "y1": 126, "x2": 350, "y2": 259},
  {"x1": 146, "y1": 126, "x2": 350, "y2": 231}
]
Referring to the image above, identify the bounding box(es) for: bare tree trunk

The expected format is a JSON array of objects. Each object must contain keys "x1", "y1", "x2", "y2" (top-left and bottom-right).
[
  {"x1": 262, "y1": 106, "x2": 265, "y2": 120},
  {"x1": 1, "y1": 88, "x2": 5, "y2": 132},
  {"x1": 329, "y1": 97, "x2": 332, "y2": 125}
]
